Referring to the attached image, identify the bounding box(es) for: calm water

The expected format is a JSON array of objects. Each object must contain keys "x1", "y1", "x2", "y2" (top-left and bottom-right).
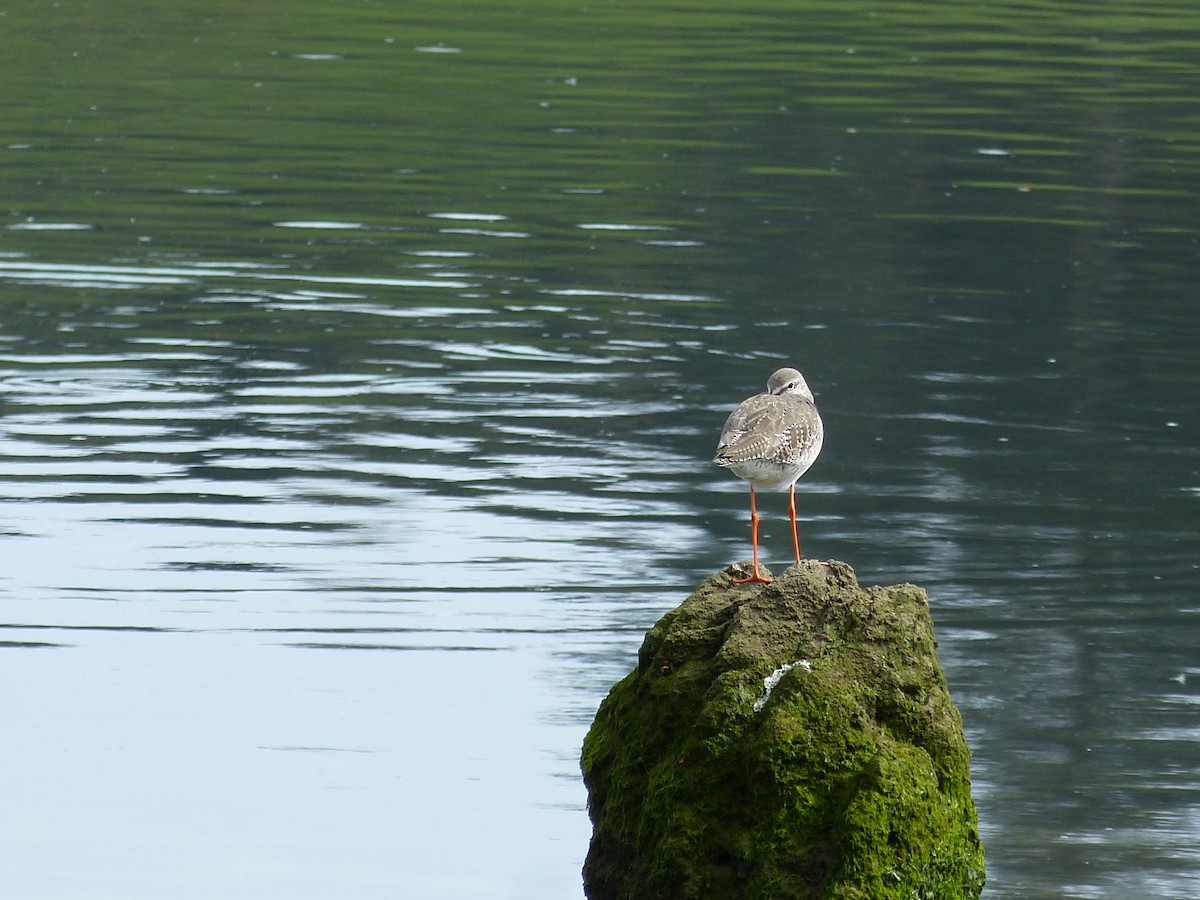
[{"x1": 2, "y1": 2, "x2": 1199, "y2": 898}]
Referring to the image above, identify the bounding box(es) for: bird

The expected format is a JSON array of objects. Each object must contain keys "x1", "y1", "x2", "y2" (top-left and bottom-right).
[{"x1": 713, "y1": 367, "x2": 823, "y2": 584}]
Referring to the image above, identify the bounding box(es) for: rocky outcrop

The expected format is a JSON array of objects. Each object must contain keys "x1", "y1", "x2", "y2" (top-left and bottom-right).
[{"x1": 581, "y1": 559, "x2": 985, "y2": 900}]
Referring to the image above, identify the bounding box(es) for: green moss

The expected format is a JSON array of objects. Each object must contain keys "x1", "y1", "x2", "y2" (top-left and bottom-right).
[{"x1": 581, "y1": 560, "x2": 985, "y2": 900}]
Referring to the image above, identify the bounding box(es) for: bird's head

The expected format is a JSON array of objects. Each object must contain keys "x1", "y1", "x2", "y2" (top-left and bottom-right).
[{"x1": 767, "y1": 367, "x2": 814, "y2": 402}]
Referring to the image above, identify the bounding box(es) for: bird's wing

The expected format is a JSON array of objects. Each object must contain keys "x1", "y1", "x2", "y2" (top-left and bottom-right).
[{"x1": 714, "y1": 394, "x2": 787, "y2": 463}]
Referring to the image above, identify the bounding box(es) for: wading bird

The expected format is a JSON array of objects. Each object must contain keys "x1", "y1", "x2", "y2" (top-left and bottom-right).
[{"x1": 713, "y1": 366, "x2": 823, "y2": 584}]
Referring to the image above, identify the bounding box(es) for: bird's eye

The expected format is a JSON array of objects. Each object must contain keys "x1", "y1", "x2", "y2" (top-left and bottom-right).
[{"x1": 788, "y1": 381, "x2": 797, "y2": 390}]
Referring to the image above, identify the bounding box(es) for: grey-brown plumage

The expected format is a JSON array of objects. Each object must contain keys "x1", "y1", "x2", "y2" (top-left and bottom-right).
[
  {"x1": 713, "y1": 367, "x2": 823, "y2": 487},
  {"x1": 713, "y1": 367, "x2": 823, "y2": 582}
]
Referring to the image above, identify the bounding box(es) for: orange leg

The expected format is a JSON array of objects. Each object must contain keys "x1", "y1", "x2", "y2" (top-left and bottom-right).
[
  {"x1": 788, "y1": 483, "x2": 801, "y2": 563},
  {"x1": 734, "y1": 486, "x2": 772, "y2": 584}
]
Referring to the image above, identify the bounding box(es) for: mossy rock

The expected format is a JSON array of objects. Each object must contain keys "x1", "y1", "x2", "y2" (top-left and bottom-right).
[{"x1": 580, "y1": 559, "x2": 985, "y2": 900}]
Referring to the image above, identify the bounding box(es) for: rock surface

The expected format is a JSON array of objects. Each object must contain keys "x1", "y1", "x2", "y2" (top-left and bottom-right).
[{"x1": 580, "y1": 559, "x2": 985, "y2": 900}]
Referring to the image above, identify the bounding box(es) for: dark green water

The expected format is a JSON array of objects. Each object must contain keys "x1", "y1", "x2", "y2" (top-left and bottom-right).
[{"x1": 2, "y1": 2, "x2": 1198, "y2": 897}]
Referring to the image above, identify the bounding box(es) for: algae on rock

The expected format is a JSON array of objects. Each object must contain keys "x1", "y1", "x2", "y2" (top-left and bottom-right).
[{"x1": 580, "y1": 559, "x2": 985, "y2": 900}]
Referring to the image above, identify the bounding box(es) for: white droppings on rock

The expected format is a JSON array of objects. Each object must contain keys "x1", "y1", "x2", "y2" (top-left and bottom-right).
[{"x1": 754, "y1": 659, "x2": 812, "y2": 712}]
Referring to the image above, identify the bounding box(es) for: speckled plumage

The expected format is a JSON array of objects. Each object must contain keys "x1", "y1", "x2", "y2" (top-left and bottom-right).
[
  {"x1": 713, "y1": 367, "x2": 823, "y2": 582},
  {"x1": 713, "y1": 367, "x2": 823, "y2": 489}
]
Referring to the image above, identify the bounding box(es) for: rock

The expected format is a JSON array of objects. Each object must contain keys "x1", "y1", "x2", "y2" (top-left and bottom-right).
[{"x1": 580, "y1": 559, "x2": 985, "y2": 900}]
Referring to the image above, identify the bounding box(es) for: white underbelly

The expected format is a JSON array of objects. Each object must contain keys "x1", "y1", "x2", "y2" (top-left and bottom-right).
[{"x1": 726, "y1": 458, "x2": 813, "y2": 490}]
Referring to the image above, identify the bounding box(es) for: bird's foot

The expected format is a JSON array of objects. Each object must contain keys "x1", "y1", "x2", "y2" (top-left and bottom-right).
[{"x1": 732, "y1": 564, "x2": 772, "y2": 585}]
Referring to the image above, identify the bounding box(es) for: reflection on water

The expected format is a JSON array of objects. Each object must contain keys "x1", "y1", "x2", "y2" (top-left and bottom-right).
[{"x1": 3, "y1": 0, "x2": 1200, "y2": 898}]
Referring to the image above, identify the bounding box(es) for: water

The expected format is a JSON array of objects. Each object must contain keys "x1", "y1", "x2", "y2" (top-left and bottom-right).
[{"x1": 2, "y1": 1, "x2": 1199, "y2": 897}]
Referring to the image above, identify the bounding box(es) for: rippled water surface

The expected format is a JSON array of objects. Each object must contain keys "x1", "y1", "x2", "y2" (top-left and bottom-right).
[{"x1": 2, "y1": 2, "x2": 1199, "y2": 898}]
